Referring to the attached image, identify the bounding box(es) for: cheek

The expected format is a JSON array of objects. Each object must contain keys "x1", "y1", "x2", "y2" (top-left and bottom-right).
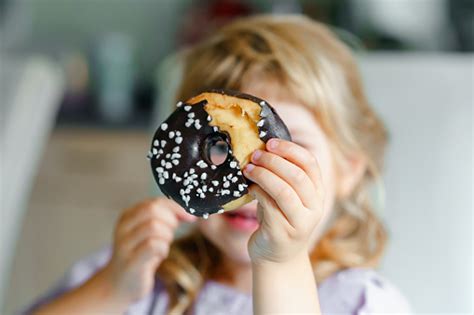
[{"x1": 307, "y1": 137, "x2": 338, "y2": 243}]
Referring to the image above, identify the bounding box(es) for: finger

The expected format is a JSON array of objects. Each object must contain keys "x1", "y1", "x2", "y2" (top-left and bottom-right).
[
  {"x1": 244, "y1": 164, "x2": 302, "y2": 227},
  {"x1": 118, "y1": 198, "x2": 195, "y2": 236},
  {"x1": 119, "y1": 219, "x2": 174, "y2": 254},
  {"x1": 131, "y1": 238, "x2": 170, "y2": 267},
  {"x1": 250, "y1": 185, "x2": 293, "y2": 232},
  {"x1": 251, "y1": 149, "x2": 315, "y2": 208},
  {"x1": 266, "y1": 139, "x2": 323, "y2": 196}
]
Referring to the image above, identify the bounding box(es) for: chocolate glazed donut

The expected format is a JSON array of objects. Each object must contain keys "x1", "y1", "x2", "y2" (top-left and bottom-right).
[{"x1": 148, "y1": 89, "x2": 291, "y2": 218}]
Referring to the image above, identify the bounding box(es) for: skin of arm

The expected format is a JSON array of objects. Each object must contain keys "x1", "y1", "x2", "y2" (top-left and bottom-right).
[{"x1": 244, "y1": 138, "x2": 324, "y2": 314}]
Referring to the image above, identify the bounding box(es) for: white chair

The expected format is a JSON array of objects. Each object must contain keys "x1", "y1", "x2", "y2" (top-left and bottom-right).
[{"x1": 0, "y1": 55, "x2": 64, "y2": 311}]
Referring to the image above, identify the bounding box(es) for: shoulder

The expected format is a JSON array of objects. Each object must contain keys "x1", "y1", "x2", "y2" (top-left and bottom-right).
[
  {"x1": 22, "y1": 247, "x2": 112, "y2": 314},
  {"x1": 60, "y1": 246, "x2": 112, "y2": 288},
  {"x1": 318, "y1": 268, "x2": 412, "y2": 314}
]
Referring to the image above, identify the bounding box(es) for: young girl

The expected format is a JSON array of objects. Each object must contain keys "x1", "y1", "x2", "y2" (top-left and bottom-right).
[{"x1": 27, "y1": 15, "x2": 411, "y2": 314}]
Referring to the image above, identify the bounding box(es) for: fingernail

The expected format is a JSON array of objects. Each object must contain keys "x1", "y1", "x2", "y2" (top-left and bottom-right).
[
  {"x1": 252, "y1": 150, "x2": 262, "y2": 162},
  {"x1": 244, "y1": 163, "x2": 255, "y2": 174},
  {"x1": 267, "y1": 138, "x2": 279, "y2": 151}
]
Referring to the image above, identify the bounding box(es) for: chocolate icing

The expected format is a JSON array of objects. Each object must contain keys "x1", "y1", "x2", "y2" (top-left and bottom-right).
[{"x1": 149, "y1": 90, "x2": 291, "y2": 217}]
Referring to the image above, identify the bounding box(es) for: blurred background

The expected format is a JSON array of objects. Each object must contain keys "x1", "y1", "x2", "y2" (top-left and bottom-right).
[{"x1": 1, "y1": 0, "x2": 472, "y2": 314}]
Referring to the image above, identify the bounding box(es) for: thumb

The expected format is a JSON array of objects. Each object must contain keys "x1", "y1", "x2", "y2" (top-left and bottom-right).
[{"x1": 164, "y1": 198, "x2": 197, "y2": 223}]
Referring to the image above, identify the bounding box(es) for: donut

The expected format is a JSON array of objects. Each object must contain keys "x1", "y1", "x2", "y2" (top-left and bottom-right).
[{"x1": 148, "y1": 89, "x2": 291, "y2": 218}]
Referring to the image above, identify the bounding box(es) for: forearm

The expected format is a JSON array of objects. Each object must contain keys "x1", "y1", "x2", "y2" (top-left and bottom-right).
[
  {"x1": 33, "y1": 268, "x2": 129, "y2": 315},
  {"x1": 252, "y1": 252, "x2": 321, "y2": 314}
]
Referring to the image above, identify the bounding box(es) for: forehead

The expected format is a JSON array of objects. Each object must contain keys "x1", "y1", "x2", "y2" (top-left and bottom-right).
[{"x1": 241, "y1": 83, "x2": 319, "y2": 135}]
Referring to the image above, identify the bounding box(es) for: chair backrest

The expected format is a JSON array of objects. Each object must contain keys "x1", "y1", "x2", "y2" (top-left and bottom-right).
[{"x1": 0, "y1": 56, "x2": 64, "y2": 311}]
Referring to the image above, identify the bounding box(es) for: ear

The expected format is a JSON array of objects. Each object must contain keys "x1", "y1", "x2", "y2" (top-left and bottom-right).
[{"x1": 335, "y1": 149, "x2": 367, "y2": 199}]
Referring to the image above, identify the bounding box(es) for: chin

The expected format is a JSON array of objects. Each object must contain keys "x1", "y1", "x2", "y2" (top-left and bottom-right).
[{"x1": 198, "y1": 201, "x2": 258, "y2": 265}]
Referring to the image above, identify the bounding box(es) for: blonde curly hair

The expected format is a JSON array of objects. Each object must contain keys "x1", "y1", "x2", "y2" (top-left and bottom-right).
[{"x1": 156, "y1": 14, "x2": 388, "y2": 314}]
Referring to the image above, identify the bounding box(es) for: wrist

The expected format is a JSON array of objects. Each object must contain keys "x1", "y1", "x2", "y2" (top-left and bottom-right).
[
  {"x1": 90, "y1": 266, "x2": 132, "y2": 312},
  {"x1": 251, "y1": 248, "x2": 311, "y2": 269}
]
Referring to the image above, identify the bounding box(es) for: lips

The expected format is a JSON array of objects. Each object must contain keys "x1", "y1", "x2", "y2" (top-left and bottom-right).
[{"x1": 223, "y1": 208, "x2": 259, "y2": 232}]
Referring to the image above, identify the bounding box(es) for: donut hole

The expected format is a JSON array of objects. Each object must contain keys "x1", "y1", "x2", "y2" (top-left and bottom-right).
[{"x1": 203, "y1": 133, "x2": 230, "y2": 166}]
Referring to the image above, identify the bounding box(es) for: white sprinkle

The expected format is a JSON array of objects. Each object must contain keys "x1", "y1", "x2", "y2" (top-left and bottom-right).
[
  {"x1": 180, "y1": 189, "x2": 185, "y2": 196},
  {"x1": 203, "y1": 213, "x2": 209, "y2": 219},
  {"x1": 169, "y1": 131, "x2": 175, "y2": 138},
  {"x1": 217, "y1": 209, "x2": 224, "y2": 214},
  {"x1": 201, "y1": 173, "x2": 207, "y2": 180},
  {"x1": 158, "y1": 149, "x2": 164, "y2": 155},
  {"x1": 259, "y1": 101, "x2": 266, "y2": 106},
  {"x1": 237, "y1": 171, "x2": 242, "y2": 175},
  {"x1": 230, "y1": 161, "x2": 238, "y2": 168},
  {"x1": 195, "y1": 122, "x2": 202, "y2": 130},
  {"x1": 257, "y1": 119, "x2": 265, "y2": 127},
  {"x1": 172, "y1": 173, "x2": 176, "y2": 179},
  {"x1": 207, "y1": 115, "x2": 212, "y2": 121},
  {"x1": 184, "y1": 105, "x2": 191, "y2": 111},
  {"x1": 163, "y1": 171, "x2": 169, "y2": 179},
  {"x1": 212, "y1": 180, "x2": 219, "y2": 186},
  {"x1": 197, "y1": 188, "x2": 202, "y2": 193},
  {"x1": 231, "y1": 177, "x2": 238, "y2": 183},
  {"x1": 161, "y1": 140, "x2": 167, "y2": 147},
  {"x1": 259, "y1": 131, "x2": 267, "y2": 138},
  {"x1": 233, "y1": 191, "x2": 241, "y2": 197},
  {"x1": 160, "y1": 160, "x2": 166, "y2": 166},
  {"x1": 159, "y1": 178, "x2": 165, "y2": 185},
  {"x1": 209, "y1": 187, "x2": 214, "y2": 192},
  {"x1": 190, "y1": 168, "x2": 195, "y2": 174},
  {"x1": 184, "y1": 171, "x2": 189, "y2": 177},
  {"x1": 211, "y1": 165, "x2": 217, "y2": 170},
  {"x1": 221, "y1": 189, "x2": 230, "y2": 195},
  {"x1": 152, "y1": 148, "x2": 158, "y2": 155},
  {"x1": 223, "y1": 181, "x2": 230, "y2": 188},
  {"x1": 193, "y1": 180, "x2": 199, "y2": 187},
  {"x1": 202, "y1": 185, "x2": 207, "y2": 192},
  {"x1": 165, "y1": 153, "x2": 170, "y2": 158},
  {"x1": 171, "y1": 153, "x2": 181, "y2": 160},
  {"x1": 227, "y1": 174, "x2": 233, "y2": 179},
  {"x1": 172, "y1": 146, "x2": 180, "y2": 153},
  {"x1": 175, "y1": 137, "x2": 183, "y2": 144},
  {"x1": 156, "y1": 167, "x2": 164, "y2": 173},
  {"x1": 188, "y1": 112, "x2": 195, "y2": 118},
  {"x1": 185, "y1": 120, "x2": 193, "y2": 128},
  {"x1": 175, "y1": 177, "x2": 182, "y2": 182},
  {"x1": 165, "y1": 162, "x2": 172, "y2": 169},
  {"x1": 172, "y1": 159, "x2": 179, "y2": 165},
  {"x1": 153, "y1": 139, "x2": 159, "y2": 146},
  {"x1": 238, "y1": 184, "x2": 245, "y2": 191},
  {"x1": 213, "y1": 126, "x2": 219, "y2": 132},
  {"x1": 189, "y1": 208, "x2": 195, "y2": 213},
  {"x1": 161, "y1": 123, "x2": 168, "y2": 131},
  {"x1": 197, "y1": 160, "x2": 208, "y2": 168}
]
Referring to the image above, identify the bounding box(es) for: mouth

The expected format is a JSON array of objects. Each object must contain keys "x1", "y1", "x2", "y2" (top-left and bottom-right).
[{"x1": 222, "y1": 208, "x2": 259, "y2": 232}]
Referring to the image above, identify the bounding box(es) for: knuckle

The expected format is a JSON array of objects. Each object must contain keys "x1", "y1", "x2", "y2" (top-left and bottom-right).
[
  {"x1": 275, "y1": 186, "x2": 292, "y2": 201},
  {"x1": 292, "y1": 169, "x2": 307, "y2": 185}
]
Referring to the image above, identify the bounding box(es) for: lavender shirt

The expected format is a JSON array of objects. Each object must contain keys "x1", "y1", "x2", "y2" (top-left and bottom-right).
[{"x1": 24, "y1": 247, "x2": 411, "y2": 314}]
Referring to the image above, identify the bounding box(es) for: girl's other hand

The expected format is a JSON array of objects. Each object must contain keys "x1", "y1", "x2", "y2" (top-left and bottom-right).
[
  {"x1": 244, "y1": 139, "x2": 325, "y2": 264},
  {"x1": 100, "y1": 197, "x2": 196, "y2": 305}
]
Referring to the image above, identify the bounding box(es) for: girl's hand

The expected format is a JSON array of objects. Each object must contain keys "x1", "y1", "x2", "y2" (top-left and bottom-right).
[
  {"x1": 100, "y1": 198, "x2": 196, "y2": 304},
  {"x1": 245, "y1": 138, "x2": 324, "y2": 264}
]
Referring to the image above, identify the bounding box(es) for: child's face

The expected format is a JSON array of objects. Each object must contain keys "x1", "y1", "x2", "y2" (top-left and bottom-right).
[{"x1": 197, "y1": 83, "x2": 338, "y2": 265}]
